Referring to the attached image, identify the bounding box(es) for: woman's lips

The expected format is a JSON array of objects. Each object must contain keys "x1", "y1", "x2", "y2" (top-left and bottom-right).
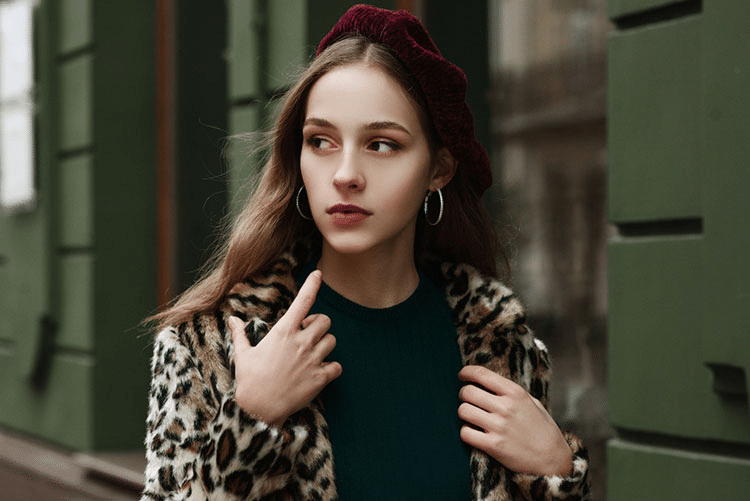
[{"x1": 326, "y1": 204, "x2": 372, "y2": 226}]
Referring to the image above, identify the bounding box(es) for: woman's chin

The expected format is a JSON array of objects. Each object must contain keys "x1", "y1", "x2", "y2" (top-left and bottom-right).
[{"x1": 321, "y1": 237, "x2": 375, "y2": 257}]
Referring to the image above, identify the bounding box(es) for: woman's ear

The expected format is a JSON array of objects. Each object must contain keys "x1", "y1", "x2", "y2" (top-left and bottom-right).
[{"x1": 429, "y1": 147, "x2": 457, "y2": 190}]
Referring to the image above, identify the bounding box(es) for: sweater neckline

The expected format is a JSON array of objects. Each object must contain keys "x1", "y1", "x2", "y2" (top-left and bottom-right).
[{"x1": 306, "y1": 267, "x2": 430, "y2": 323}]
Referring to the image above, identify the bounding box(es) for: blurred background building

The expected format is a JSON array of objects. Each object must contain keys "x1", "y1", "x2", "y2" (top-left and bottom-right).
[
  {"x1": 490, "y1": 1, "x2": 612, "y2": 498},
  {"x1": 0, "y1": 0, "x2": 748, "y2": 499}
]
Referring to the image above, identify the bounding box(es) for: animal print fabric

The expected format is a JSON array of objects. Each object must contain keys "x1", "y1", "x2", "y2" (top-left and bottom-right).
[{"x1": 141, "y1": 252, "x2": 590, "y2": 500}]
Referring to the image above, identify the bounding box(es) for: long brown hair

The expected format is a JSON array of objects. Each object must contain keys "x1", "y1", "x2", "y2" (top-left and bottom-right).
[{"x1": 152, "y1": 36, "x2": 502, "y2": 328}]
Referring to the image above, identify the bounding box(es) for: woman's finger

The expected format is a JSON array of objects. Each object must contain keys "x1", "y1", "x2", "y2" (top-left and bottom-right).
[
  {"x1": 301, "y1": 314, "x2": 332, "y2": 344},
  {"x1": 459, "y1": 383, "x2": 501, "y2": 414},
  {"x1": 319, "y1": 361, "x2": 343, "y2": 384},
  {"x1": 280, "y1": 270, "x2": 323, "y2": 329},
  {"x1": 458, "y1": 401, "x2": 497, "y2": 432},
  {"x1": 300, "y1": 313, "x2": 326, "y2": 329},
  {"x1": 459, "y1": 365, "x2": 522, "y2": 397},
  {"x1": 228, "y1": 316, "x2": 250, "y2": 354},
  {"x1": 311, "y1": 332, "x2": 337, "y2": 360},
  {"x1": 459, "y1": 424, "x2": 489, "y2": 451}
]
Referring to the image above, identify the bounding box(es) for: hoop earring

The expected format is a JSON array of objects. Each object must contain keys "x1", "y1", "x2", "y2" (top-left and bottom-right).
[
  {"x1": 296, "y1": 186, "x2": 313, "y2": 220},
  {"x1": 423, "y1": 188, "x2": 444, "y2": 226}
]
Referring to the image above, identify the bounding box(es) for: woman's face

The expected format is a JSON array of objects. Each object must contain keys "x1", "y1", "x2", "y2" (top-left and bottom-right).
[{"x1": 300, "y1": 62, "x2": 444, "y2": 260}]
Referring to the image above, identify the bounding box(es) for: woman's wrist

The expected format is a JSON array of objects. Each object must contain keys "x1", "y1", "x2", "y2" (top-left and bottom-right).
[
  {"x1": 236, "y1": 393, "x2": 289, "y2": 428},
  {"x1": 550, "y1": 441, "x2": 574, "y2": 477}
]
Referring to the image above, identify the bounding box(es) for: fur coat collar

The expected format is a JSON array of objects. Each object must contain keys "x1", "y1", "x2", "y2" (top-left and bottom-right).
[{"x1": 142, "y1": 248, "x2": 589, "y2": 500}]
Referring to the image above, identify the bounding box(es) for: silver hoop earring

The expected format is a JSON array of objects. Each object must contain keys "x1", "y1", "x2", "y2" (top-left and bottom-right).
[
  {"x1": 423, "y1": 188, "x2": 444, "y2": 226},
  {"x1": 296, "y1": 186, "x2": 313, "y2": 220}
]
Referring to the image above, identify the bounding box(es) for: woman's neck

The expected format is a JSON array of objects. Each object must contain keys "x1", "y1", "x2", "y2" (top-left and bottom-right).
[{"x1": 317, "y1": 245, "x2": 420, "y2": 309}]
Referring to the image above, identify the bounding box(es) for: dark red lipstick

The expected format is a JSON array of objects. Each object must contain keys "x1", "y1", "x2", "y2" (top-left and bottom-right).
[
  {"x1": 326, "y1": 204, "x2": 372, "y2": 226},
  {"x1": 327, "y1": 204, "x2": 371, "y2": 215}
]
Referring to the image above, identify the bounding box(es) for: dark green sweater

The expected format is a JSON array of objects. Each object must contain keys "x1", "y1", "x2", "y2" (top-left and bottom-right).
[{"x1": 299, "y1": 266, "x2": 471, "y2": 499}]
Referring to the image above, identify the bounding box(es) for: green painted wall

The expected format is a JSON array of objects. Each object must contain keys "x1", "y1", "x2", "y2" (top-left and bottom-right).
[
  {"x1": 0, "y1": 0, "x2": 156, "y2": 450},
  {"x1": 607, "y1": 0, "x2": 750, "y2": 497}
]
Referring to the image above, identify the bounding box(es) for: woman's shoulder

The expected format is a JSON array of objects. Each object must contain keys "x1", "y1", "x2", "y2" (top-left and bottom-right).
[
  {"x1": 151, "y1": 314, "x2": 232, "y2": 378},
  {"x1": 224, "y1": 241, "x2": 315, "y2": 304},
  {"x1": 221, "y1": 249, "x2": 302, "y2": 328},
  {"x1": 437, "y1": 261, "x2": 526, "y2": 323},
  {"x1": 437, "y1": 261, "x2": 551, "y2": 395},
  {"x1": 152, "y1": 247, "x2": 305, "y2": 355}
]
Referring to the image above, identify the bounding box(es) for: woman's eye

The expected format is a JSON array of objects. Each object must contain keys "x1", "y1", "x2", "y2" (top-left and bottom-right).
[
  {"x1": 369, "y1": 140, "x2": 399, "y2": 153},
  {"x1": 307, "y1": 136, "x2": 335, "y2": 150}
]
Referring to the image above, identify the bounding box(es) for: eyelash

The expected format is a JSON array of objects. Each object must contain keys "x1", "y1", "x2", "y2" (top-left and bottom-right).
[
  {"x1": 306, "y1": 136, "x2": 334, "y2": 150},
  {"x1": 368, "y1": 140, "x2": 401, "y2": 153},
  {"x1": 304, "y1": 135, "x2": 402, "y2": 155}
]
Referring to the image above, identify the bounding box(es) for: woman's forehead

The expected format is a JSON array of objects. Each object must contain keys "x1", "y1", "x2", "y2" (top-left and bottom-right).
[{"x1": 304, "y1": 63, "x2": 423, "y2": 133}]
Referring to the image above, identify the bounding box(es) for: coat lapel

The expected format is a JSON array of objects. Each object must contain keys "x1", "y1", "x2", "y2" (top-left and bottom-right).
[{"x1": 221, "y1": 251, "x2": 546, "y2": 500}]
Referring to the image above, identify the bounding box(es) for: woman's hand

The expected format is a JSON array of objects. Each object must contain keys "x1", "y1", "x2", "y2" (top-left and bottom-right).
[
  {"x1": 458, "y1": 365, "x2": 573, "y2": 477},
  {"x1": 229, "y1": 270, "x2": 342, "y2": 427}
]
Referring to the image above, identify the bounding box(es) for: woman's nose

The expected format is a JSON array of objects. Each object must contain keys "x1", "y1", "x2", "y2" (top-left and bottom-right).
[{"x1": 332, "y1": 149, "x2": 365, "y2": 191}]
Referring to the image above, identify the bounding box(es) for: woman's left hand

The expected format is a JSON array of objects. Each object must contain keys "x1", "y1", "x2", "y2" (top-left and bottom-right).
[{"x1": 458, "y1": 365, "x2": 573, "y2": 477}]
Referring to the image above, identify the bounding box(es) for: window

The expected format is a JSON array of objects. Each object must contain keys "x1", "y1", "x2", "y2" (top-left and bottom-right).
[{"x1": 0, "y1": 0, "x2": 34, "y2": 212}]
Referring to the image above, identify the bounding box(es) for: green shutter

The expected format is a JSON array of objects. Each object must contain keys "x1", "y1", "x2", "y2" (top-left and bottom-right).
[{"x1": 608, "y1": 0, "x2": 750, "y2": 497}]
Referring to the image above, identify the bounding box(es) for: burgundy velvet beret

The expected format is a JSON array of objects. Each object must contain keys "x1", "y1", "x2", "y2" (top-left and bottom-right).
[{"x1": 317, "y1": 4, "x2": 492, "y2": 195}]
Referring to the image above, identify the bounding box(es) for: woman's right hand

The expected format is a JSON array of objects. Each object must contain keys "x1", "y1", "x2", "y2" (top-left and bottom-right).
[{"x1": 228, "y1": 270, "x2": 342, "y2": 427}]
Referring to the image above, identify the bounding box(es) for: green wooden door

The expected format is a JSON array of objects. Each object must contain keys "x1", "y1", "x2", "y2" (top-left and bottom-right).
[
  {"x1": 607, "y1": 0, "x2": 750, "y2": 498},
  {"x1": 0, "y1": 0, "x2": 91, "y2": 449},
  {"x1": 0, "y1": 0, "x2": 156, "y2": 451}
]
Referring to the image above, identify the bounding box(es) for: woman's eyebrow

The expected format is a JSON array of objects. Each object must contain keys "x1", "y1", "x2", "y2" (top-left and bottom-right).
[
  {"x1": 365, "y1": 121, "x2": 411, "y2": 136},
  {"x1": 303, "y1": 117, "x2": 412, "y2": 137},
  {"x1": 303, "y1": 117, "x2": 334, "y2": 128}
]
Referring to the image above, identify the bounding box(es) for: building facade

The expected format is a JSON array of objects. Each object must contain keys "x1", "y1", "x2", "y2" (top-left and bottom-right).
[{"x1": 0, "y1": 1, "x2": 747, "y2": 499}]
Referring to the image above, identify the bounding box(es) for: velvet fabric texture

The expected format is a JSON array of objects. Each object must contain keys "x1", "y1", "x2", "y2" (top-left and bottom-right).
[{"x1": 317, "y1": 4, "x2": 493, "y2": 195}]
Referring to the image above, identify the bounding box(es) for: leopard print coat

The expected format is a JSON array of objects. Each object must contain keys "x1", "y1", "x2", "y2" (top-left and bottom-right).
[{"x1": 141, "y1": 250, "x2": 590, "y2": 500}]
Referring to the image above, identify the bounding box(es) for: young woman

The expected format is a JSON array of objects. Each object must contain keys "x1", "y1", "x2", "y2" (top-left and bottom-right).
[{"x1": 142, "y1": 5, "x2": 589, "y2": 500}]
